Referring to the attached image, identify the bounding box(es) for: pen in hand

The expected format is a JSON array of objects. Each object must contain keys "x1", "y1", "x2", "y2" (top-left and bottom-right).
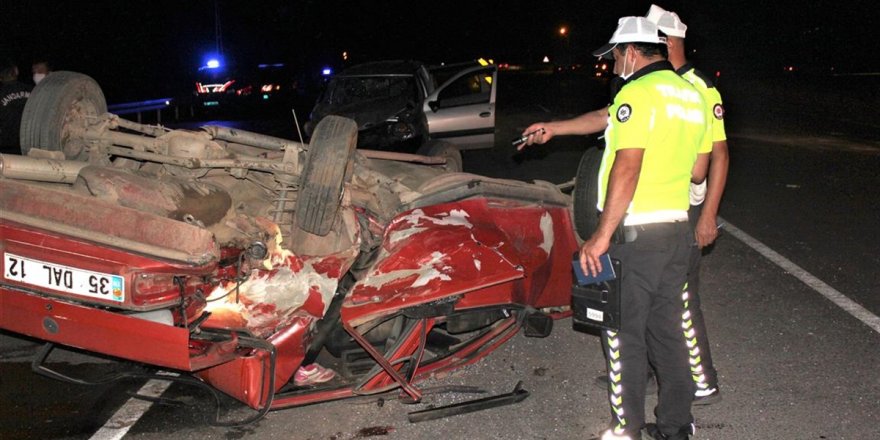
[{"x1": 511, "y1": 128, "x2": 546, "y2": 147}]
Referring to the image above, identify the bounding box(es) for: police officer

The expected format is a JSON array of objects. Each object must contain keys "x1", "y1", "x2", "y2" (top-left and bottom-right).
[
  {"x1": 520, "y1": 5, "x2": 727, "y2": 408},
  {"x1": 0, "y1": 59, "x2": 32, "y2": 155},
  {"x1": 517, "y1": 17, "x2": 711, "y2": 439},
  {"x1": 646, "y1": 4, "x2": 727, "y2": 405},
  {"x1": 583, "y1": 17, "x2": 710, "y2": 440}
]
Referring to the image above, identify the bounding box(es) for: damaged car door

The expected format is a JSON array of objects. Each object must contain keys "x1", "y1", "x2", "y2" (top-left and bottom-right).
[{"x1": 424, "y1": 64, "x2": 497, "y2": 150}]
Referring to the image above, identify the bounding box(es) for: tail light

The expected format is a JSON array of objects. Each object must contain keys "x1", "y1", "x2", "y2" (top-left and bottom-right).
[
  {"x1": 195, "y1": 80, "x2": 237, "y2": 94},
  {"x1": 132, "y1": 273, "x2": 209, "y2": 322},
  {"x1": 132, "y1": 273, "x2": 181, "y2": 307},
  {"x1": 236, "y1": 84, "x2": 253, "y2": 96}
]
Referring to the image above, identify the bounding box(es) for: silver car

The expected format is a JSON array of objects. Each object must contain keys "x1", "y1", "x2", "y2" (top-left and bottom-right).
[{"x1": 305, "y1": 60, "x2": 497, "y2": 158}]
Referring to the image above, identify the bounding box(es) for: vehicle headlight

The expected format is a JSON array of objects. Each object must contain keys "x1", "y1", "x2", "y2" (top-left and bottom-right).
[{"x1": 390, "y1": 122, "x2": 415, "y2": 140}]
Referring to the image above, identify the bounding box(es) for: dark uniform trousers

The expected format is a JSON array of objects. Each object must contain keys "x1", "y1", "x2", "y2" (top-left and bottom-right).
[
  {"x1": 686, "y1": 203, "x2": 718, "y2": 391},
  {"x1": 603, "y1": 221, "x2": 695, "y2": 437}
]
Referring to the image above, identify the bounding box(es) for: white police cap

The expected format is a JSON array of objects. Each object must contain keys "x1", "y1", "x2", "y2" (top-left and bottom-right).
[{"x1": 646, "y1": 4, "x2": 687, "y2": 38}]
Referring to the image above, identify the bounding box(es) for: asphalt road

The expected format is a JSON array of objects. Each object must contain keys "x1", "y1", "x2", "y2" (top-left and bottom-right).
[{"x1": 2, "y1": 70, "x2": 879, "y2": 440}]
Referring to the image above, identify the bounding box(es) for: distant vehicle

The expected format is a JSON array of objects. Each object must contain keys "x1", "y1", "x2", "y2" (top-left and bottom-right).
[
  {"x1": 594, "y1": 60, "x2": 613, "y2": 78},
  {"x1": 193, "y1": 63, "x2": 299, "y2": 113},
  {"x1": 304, "y1": 60, "x2": 497, "y2": 154}
]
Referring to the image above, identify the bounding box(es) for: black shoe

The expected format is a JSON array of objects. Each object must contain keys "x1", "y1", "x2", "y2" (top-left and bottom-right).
[
  {"x1": 642, "y1": 423, "x2": 691, "y2": 440},
  {"x1": 693, "y1": 387, "x2": 722, "y2": 406},
  {"x1": 593, "y1": 373, "x2": 658, "y2": 394}
]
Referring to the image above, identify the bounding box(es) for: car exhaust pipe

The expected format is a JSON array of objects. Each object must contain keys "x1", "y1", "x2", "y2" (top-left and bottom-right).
[
  {"x1": 202, "y1": 125, "x2": 306, "y2": 152},
  {"x1": 0, "y1": 153, "x2": 89, "y2": 183}
]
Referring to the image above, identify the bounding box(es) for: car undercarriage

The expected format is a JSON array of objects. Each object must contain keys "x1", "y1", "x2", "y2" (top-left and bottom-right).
[{"x1": 0, "y1": 71, "x2": 580, "y2": 424}]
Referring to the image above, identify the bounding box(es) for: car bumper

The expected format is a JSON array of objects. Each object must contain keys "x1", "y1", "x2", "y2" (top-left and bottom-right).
[{"x1": 0, "y1": 286, "x2": 237, "y2": 371}]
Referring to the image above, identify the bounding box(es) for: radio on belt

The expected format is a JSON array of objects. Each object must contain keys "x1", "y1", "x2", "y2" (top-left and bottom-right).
[{"x1": 571, "y1": 253, "x2": 622, "y2": 333}]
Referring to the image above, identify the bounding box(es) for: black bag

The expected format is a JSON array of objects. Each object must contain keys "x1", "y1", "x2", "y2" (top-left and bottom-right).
[{"x1": 571, "y1": 257, "x2": 621, "y2": 332}]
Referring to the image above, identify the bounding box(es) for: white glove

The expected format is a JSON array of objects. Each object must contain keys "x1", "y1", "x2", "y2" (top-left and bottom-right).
[{"x1": 689, "y1": 181, "x2": 707, "y2": 206}]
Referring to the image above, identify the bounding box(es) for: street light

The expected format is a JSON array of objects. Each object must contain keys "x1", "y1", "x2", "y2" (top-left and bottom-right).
[{"x1": 558, "y1": 26, "x2": 570, "y2": 67}]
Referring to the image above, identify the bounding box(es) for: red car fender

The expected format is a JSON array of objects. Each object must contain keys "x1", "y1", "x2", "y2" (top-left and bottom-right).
[{"x1": 342, "y1": 198, "x2": 577, "y2": 326}]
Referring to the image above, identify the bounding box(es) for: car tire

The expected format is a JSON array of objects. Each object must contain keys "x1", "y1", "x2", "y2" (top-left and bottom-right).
[
  {"x1": 19, "y1": 71, "x2": 107, "y2": 160},
  {"x1": 573, "y1": 147, "x2": 604, "y2": 241},
  {"x1": 293, "y1": 115, "x2": 358, "y2": 236},
  {"x1": 418, "y1": 140, "x2": 463, "y2": 173}
]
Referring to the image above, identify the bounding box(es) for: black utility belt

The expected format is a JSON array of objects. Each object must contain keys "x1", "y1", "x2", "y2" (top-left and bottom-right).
[{"x1": 612, "y1": 221, "x2": 689, "y2": 244}]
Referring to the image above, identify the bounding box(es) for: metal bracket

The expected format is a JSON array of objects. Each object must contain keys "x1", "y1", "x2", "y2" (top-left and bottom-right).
[
  {"x1": 342, "y1": 321, "x2": 422, "y2": 402},
  {"x1": 407, "y1": 380, "x2": 530, "y2": 423}
]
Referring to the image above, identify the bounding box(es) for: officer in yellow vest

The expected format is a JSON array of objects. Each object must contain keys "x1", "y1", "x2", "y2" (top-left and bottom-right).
[
  {"x1": 584, "y1": 17, "x2": 710, "y2": 440},
  {"x1": 519, "y1": 5, "x2": 727, "y2": 409},
  {"x1": 647, "y1": 4, "x2": 727, "y2": 405}
]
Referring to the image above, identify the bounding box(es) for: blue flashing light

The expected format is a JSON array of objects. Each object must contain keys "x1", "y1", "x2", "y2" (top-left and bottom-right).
[
  {"x1": 322, "y1": 67, "x2": 333, "y2": 76},
  {"x1": 198, "y1": 54, "x2": 225, "y2": 71}
]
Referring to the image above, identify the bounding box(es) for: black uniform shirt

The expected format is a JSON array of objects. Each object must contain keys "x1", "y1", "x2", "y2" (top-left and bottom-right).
[{"x1": 0, "y1": 80, "x2": 32, "y2": 152}]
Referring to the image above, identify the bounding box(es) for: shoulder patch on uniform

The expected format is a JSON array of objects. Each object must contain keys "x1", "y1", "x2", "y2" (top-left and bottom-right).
[
  {"x1": 616, "y1": 104, "x2": 632, "y2": 123},
  {"x1": 713, "y1": 103, "x2": 724, "y2": 120}
]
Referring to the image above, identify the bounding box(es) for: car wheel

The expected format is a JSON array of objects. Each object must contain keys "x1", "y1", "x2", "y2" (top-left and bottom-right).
[
  {"x1": 19, "y1": 71, "x2": 107, "y2": 160},
  {"x1": 418, "y1": 140, "x2": 463, "y2": 173},
  {"x1": 573, "y1": 147, "x2": 604, "y2": 241},
  {"x1": 293, "y1": 115, "x2": 358, "y2": 236}
]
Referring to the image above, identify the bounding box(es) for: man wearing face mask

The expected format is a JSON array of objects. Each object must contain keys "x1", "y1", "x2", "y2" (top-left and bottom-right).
[
  {"x1": 32, "y1": 59, "x2": 52, "y2": 85},
  {"x1": 0, "y1": 58, "x2": 32, "y2": 155},
  {"x1": 519, "y1": 5, "x2": 725, "y2": 408},
  {"x1": 583, "y1": 17, "x2": 711, "y2": 440},
  {"x1": 520, "y1": 16, "x2": 710, "y2": 439}
]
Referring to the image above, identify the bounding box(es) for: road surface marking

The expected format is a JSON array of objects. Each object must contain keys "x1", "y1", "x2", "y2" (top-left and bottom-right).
[
  {"x1": 89, "y1": 376, "x2": 174, "y2": 440},
  {"x1": 720, "y1": 217, "x2": 880, "y2": 335}
]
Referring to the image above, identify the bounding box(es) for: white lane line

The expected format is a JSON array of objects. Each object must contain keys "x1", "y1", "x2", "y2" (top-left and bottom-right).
[
  {"x1": 89, "y1": 377, "x2": 173, "y2": 440},
  {"x1": 720, "y1": 217, "x2": 880, "y2": 335}
]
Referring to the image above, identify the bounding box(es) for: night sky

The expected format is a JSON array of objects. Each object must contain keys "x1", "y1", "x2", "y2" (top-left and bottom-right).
[{"x1": 2, "y1": 0, "x2": 876, "y2": 102}]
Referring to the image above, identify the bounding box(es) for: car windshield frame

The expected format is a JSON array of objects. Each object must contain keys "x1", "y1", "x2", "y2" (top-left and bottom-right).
[{"x1": 319, "y1": 74, "x2": 419, "y2": 106}]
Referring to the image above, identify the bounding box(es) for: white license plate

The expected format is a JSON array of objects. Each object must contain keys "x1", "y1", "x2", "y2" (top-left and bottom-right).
[{"x1": 3, "y1": 252, "x2": 125, "y2": 302}]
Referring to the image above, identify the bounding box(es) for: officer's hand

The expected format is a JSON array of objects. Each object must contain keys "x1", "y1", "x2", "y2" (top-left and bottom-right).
[
  {"x1": 517, "y1": 123, "x2": 554, "y2": 150},
  {"x1": 579, "y1": 234, "x2": 611, "y2": 278},
  {"x1": 695, "y1": 215, "x2": 719, "y2": 248}
]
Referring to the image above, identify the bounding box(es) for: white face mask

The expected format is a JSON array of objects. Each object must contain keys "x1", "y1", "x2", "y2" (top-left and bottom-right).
[
  {"x1": 618, "y1": 48, "x2": 635, "y2": 81},
  {"x1": 33, "y1": 73, "x2": 46, "y2": 84}
]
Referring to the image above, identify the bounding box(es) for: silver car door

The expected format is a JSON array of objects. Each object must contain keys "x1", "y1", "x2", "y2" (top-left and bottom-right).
[{"x1": 423, "y1": 65, "x2": 497, "y2": 150}]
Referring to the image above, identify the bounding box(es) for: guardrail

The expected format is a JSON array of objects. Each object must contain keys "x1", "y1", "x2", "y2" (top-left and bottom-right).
[{"x1": 107, "y1": 98, "x2": 181, "y2": 124}]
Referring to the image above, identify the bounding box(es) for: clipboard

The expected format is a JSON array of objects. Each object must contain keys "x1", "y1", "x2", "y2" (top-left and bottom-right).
[{"x1": 571, "y1": 253, "x2": 622, "y2": 332}]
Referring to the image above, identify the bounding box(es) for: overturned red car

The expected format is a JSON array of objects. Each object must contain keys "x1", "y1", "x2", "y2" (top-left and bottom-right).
[{"x1": 0, "y1": 72, "x2": 580, "y2": 421}]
